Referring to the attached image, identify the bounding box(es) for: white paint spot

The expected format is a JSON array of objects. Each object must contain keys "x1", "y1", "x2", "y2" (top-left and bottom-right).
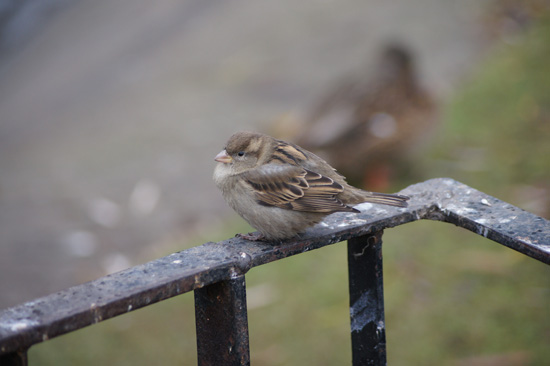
[
  {"x1": 477, "y1": 226, "x2": 489, "y2": 237},
  {"x1": 445, "y1": 204, "x2": 477, "y2": 215},
  {"x1": 172, "y1": 259, "x2": 182, "y2": 264},
  {"x1": 516, "y1": 236, "x2": 533, "y2": 244},
  {"x1": 354, "y1": 202, "x2": 374, "y2": 211},
  {"x1": 10, "y1": 322, "x2": 29, "y2": 331},
  {"x1": 480, "y1": 198, "x2": 491, "y2": 206},
  {"x1": 350, "y1": 290, "x2": 377, "y2": 332},
  {"x1": 229, "y1": 267, "x2": 239, "y2": 279},
  {"x1": 1, "y1": 318, "x2": 40, "y2": 333},
  {"x1": 376, "y1": 321, "x2": 386, "y2": 336},
  {"x1": 338, "y1": 219, "x2": 367, "y2": 227}
]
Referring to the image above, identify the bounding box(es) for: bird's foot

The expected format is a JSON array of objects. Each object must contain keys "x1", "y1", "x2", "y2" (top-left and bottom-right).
[{"x1": 236, "y1": 232, "x2": 266, "y2": 241}]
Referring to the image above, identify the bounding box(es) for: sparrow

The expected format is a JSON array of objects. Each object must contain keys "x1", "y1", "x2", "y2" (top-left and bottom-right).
[{"x1": 213, "y1": 131, "x2": 409, "y2": 241}]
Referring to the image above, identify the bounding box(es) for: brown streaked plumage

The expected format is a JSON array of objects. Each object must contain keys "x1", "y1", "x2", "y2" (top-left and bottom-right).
[{"x1": 213, "y1": 131, "x2": 409, "y2": 241}]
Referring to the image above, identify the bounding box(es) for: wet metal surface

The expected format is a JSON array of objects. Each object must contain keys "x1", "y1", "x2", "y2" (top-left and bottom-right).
[
  {"x1": 195, "y1": 276, "x2": 250, "y2": 366},
  {"x1": 0, "y1": 349, "x2": 27, "y2": 366},
  {"x1": 0, "y1": 178, "x2": 549, "y2": 359},
  {"x1": 348, "y1": 231, "x2": 386, "y2": 365}
]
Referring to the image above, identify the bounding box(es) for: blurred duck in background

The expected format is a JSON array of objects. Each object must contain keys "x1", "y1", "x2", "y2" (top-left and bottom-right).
[{"x1": 280, "y1": 44, "x2": 438, "y2": 192}]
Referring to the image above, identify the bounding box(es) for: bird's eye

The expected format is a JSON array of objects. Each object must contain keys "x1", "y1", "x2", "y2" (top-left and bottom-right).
[{"x1": 237, "y1": 151, "x2": 245, "y2": 157}]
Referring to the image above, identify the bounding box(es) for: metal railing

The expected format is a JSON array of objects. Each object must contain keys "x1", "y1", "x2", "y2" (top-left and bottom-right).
[{"x1": 1, "y1": 178, "x2": 549, "y2": 366}]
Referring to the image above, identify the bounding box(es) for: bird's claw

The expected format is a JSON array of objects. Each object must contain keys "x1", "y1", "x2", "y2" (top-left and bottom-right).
[{"x1": 236, "y1": 232, "x2": 266, "y2": 241}]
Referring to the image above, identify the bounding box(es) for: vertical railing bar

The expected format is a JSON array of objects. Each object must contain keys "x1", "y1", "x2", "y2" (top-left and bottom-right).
[
  {"x1": 348, "y1": 231, "x2": 387, "y2": 366},
  {"x1": 194, "y1": 275, "x2": 250, "y2": 366},
  {"x1": 0, "y1": 349, "x2": 28, "y2": 366}
]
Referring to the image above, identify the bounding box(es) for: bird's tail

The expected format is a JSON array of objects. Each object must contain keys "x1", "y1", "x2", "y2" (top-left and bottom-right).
[
  {"x1": 362, "y1": 191, "x2": 409, "y2": 207},
  {"x1": 348, "y1": 189, "x2": 410, "y2": 208}
]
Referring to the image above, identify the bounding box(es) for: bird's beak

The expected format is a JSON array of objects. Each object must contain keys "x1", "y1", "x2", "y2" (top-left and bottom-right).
[{"x1": 214, "y1": 150, "x2": 233, "y2": 164}]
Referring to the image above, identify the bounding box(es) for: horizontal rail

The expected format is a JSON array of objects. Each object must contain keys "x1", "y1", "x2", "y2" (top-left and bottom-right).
[{"x1": 1, "y1": 178, "x2": 549, "y2": 357}]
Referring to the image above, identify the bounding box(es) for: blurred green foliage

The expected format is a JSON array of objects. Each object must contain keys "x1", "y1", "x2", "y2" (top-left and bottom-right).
[
  {"x1": 433, "y1": 16, "x2": 550, "y2": 203},
  {"x1": 30, "y1": 16, "x2": 550, "y2": 366}
]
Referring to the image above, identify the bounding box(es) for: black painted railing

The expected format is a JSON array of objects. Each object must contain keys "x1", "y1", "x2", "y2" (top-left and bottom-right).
[{"x1": 1, "y1": 178, "x2": 549, "y2": 366}]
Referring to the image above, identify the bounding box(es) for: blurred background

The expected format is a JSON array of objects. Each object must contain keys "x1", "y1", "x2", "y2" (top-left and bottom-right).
[{"x1": 1, "y1": 0, "x2": 549, "y2": 365}]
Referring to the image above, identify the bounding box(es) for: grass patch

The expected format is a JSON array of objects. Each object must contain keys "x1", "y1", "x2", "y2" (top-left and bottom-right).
[{"x1": 430, "y1": 16, "x2": 550, "y2": 203}]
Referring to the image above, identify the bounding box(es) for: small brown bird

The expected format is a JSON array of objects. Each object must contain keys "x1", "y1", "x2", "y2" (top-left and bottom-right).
[{"x1": 213, "y1": 131, "x2": 409, "y2": 241}]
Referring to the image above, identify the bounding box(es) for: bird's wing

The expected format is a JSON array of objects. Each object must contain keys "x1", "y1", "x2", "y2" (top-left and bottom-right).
[{"x1": 242, "y1": 164, "x2": 358, "y2": 213}]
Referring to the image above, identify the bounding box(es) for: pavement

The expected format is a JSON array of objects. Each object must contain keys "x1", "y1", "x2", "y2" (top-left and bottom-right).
[{"x1": 0, "y1": 0, "x2": 492, "y2": 309}]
